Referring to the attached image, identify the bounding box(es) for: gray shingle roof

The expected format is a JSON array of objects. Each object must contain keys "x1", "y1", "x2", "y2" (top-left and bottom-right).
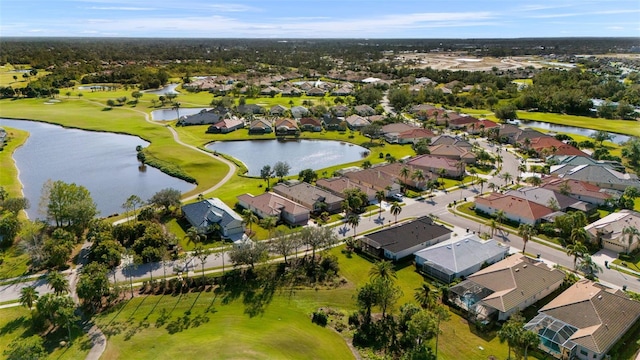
[{"x1": 362, "y1": 216, "x2": 452, "y2": 254}]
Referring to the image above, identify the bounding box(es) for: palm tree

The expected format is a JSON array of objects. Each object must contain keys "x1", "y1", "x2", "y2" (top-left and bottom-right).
[
  {"x1": 411, "y1": 169, "x2": 426, "y2": 189},
  {"x1": 400, "y1": 166, "x2": 410, "y2": 190},
  {"x1": 566, "y1": 241, "x2": 588, "y2": 270},
  {"x1": 487, "y1": 219, "x2": 498, "y2": 238},
  {"x1": 241, "y1": 209, "x2": 258, "y2": 235},
  {"x1": 369, "y1": 260, "x2": 396, "y2": 281},
  {"x1": 19, "y1": 286, "x2": 38, "y2": 311},
  {"x1": 570, "y1": 227, "x2": 589, "y2": 245},
  {"x1": 375, "y1": 190, "x2": 385, "y2": 216},
  {"x1": 438, "y1": 168, "x2": 447, "y2": 189},
  {"x1": 173, "y1": 102, "x2": 181, "y2": 120},
  {"x1": 47, "y1": 272, "x2": 69, "y2": 296},
  {"x1": 260, "y1": 216, "x2": 278, "y2": 239},
  {"x1": 622, "y1": 226, "x2": 640, "y2": 254},
  {"x1": 488, "y1": 182, "x2": 497, "y2": 192},
  {"x1": 526, "y1": 176, "x2": 542, "y2": 187},
  {"x1": 414, "y1": 283, "x2": 439, "y2": 310},
  {"x1": 518, "y1": 224, "x2": 537, "y2": 255},
  {"x1": 494, "y1": 210, "x2": 506, "y2": 230},
  {"x1": 501, "y1": 172, "x2": 513, "y2": 187},
  {"x1": 347, "y1": 214, "x2": 360, "y2": 237},
  {"x1": 184, "y1": 226, "x2": 202, "y2": 244},
  {"x1": 390, "y1": 201, "x2": 402, "y2": 224},
  {"x1": 578, "y1": 254, "x2": 603, "y2": 277},
  {"x1": 478, "y1": 178, "x2": 487, "y2": 194}
]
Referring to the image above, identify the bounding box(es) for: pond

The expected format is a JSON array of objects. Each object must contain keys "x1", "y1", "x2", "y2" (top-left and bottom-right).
[
  {"x1": 206, "y1": 139, "x2": 369, "y2": 177},
  {"x1": 151, "y1": 107, "x2": 210, "y2": 121},
  {"x1": 144, "y1": 83, "x2": 180, "y2": 95},
  {"x1": 0, "y1": 119, "x2": 195, "y2": 219},
  {"x1": 511, "y1": 119, "x2": 632, "y2": 144}
]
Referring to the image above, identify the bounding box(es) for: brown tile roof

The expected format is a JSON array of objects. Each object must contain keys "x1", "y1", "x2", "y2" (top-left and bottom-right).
[
  {"x1": 469, "y1": 254, "x2": 565, "y2": 313},
  {"x1": 398, "y1": 128, "x2": 436, "y2": 140},
  {"x1": 274, "y1": 118, "x2": 298, "y2": 129},
  {"x1": 237, "y1": 192, "x2": 309, "y2": 217},
  {"x1": 528, "y1": 136, "x2": 587, "y2": 157},
  {"x1": 429, "y1": 144, "x2": 476, "y2": 160},
  {"x1": 299, "y1": 117, "x2": 322, "y2": 127},
  {"x1": 406, "y1": 154, "x2": 461, "y2": 172},
  {"x1": 475, "y1": 193, "x2": 556, "y2": 222},
  {"x1": 381, "y1": 123, "x2": 417, "y2": 134},
  {"x1": 316, "y1": 177, "x2": 378, "y2": 199},
  {"x1": 541, "y1": 177, "x2": 611, "y2": 201},
  {"x1": 449, "y1": 115, "x2": 479, "y2": 126},
  {"x1": 344, "y1": 167, "x2": 399, "y2": 191},
  {"x1": 540, "y1": 280, "x2": 640, "y2": 354}
]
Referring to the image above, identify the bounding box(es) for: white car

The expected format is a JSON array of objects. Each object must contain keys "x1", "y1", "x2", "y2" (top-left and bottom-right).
[{"x1": 391, "y1": 193, "x2": 404, "y2": 201}]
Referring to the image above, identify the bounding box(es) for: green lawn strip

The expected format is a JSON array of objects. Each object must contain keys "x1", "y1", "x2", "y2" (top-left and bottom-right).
[
  {"x1": 0, "y1": 127, "x2": 29, "y2": 197},
  {"x1": 95, "y1": 290, "x2": 353, "y2": 360},
  {"x1": 516, "y1": 111, "x2": 640, "y2": 138},
  {"x1": 0, "y1": 306, "x2": 91, "y2": 360},
  {"x1": 0, "y1": 98, "x2": 227, "y2": 197},
  {"x1": 0, "y1": 245, "x2": 31, "y2": 280}
]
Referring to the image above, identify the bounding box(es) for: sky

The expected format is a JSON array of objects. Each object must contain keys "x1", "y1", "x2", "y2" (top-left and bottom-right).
[{"x1": 1, "y1": 0, "x2": 639, "y2": 38}]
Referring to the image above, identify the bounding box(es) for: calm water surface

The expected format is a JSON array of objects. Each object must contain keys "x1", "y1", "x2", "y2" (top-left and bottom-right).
[
  {"x1": 0, "y1": 119, "x2": 194, "y2": 219},
  {"x1": 207, "y1": 139, "x2": 368, "y2": 176},
  {"x1": 151, "y1": 107, "x2": 210, "y2": 121},
  {"x1": 512, "y1": 120, "x2": 631, "y2": 144}
]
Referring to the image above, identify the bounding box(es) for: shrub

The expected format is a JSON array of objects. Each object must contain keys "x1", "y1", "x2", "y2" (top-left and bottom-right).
[{"x1": 311, "y1": 310, "x2": 328, "y2": 326}]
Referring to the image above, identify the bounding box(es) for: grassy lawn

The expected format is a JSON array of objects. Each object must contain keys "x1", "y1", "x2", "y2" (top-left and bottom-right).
[
  {"x1": 0, "y1": 64, "x2": 50, "y2": 89},
  {"x1": 92, "y1": 245, "x2": 519, "y2": 359},
  {"x1": 0, "y1": 306, "x2": 91, "y2": 360},
  {"x1": 0, "y1": 127, "x2": 29, "y2": 197}
]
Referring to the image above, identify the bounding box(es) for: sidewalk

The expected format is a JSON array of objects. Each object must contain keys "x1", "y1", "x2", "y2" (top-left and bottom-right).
[{"x1": 592, "y1": 249, "x2": 640, "y2": 278}]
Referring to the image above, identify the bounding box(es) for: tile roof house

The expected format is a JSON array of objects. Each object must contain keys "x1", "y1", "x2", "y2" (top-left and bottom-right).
[
  {"x1": 496, "y1": 124, "x2": 545, "y2": 145},
  {"x1": 321, "y1": 115, "x2": 345, "y2": 131},
  {"x1": 428, "y1": 144, "x2": 477, "y2": 164},
  {"x1": 272, "y1": 182, "x2": 344, "y2": 213},
  {"x1": 306, "y1": 87, "x2": 326, "y2": 96},
  {"x1": 406, "y1": 154, "x2": 465, "y2": 179},
  {"x1": 584, "y1": 210, "x2": 640, "y2": 253},
  {"x1": 274, "y1": 118, "x2": 300, "y2": 136},
  {"x1": 331, "y1": 86, "x2": 352, "y2": 96},
  {"x1": 505, "y1": 187, "x2": 595, "y2": 213},
  {"x1": 475, "y1": 193, "x2": 556, "y2": 225},
  {"x1": 331, "y1": 105, "x2": 350, "y2": 117},
  {"x1": 343, "y1": 167, "x2": 403, "y2": 195},
  {"x1": 248, "y1": 119, "x2": 273, "y2": 134},
  {"x1": 236, "y1": 104, "x2": 265, "y2": 115},
  {"x1": 260, "y1": 86, "x2": 281, "y2": 96},
  {"x1": 447, "y1": 115, "x2": 479, "y2": 130},
  {"x1": 181, "y1": 198, "x2": 244, "y2": 239},
  {"x1": 354, "y1": 104, "x2": 376, "y2": 117},
  {"x1": 527, "y1": 136, "x2": 588, "y2": 157},
  {"x1": 345, "y1": 114, "x2": 371, "y2": 129},
  {"x1": 540, "y1": 177, "x2": 612, "y2": 206},
  {"x1": 372, "y1": 162, "x2": 435, "y2": 190},
  {"x1": 206, "y1": 117, "x2": 245, "y2": 134},
  {"x1": 382, "y1": 123, "x2": 418, "y2": 139},
  {"x1": 449, "y1": 254, "x2": 565, "y2": 321},
  {"x1": 467, "y1": 119, "x2": 498, "y2": 134},
  {"x1": 524, "y1": 279, "x2": 640, "y2": 360},
  {"x1": 359, "y1": 216, "x2": 453, "y2": 260},
  {"x1": 397, "y1": 128, "x2": 436, "y2": 145},
  {"x1": 177, "y1": 107, "x2": 231, "y2": 126},
  {"x1": 550, "y1": 164, "x2": 640, "y2": 192},
  {"x1": 429, "y1": 135, "x2": 472, "y2": 148},
  {"x1": 290, "y1": 106, "x2": 309, "y2": 119},
  {"x1": 409, "y1": 104, "x2": 436, "y2": 114},
  {"x1": 237, "y1": 192, "x2": 310, "y2": 226},
  {"x1": 270, "y1": 104, "x2": 288, "y2": 116},
  {"x1": 414, "y1": 235, "x2": 509, "y2": 284},
  {"x1": 316, "y1": 177, "x2": 378, "y2": 203},
  {"x1": 299, "y1": 117, "x2": 323, "y2": 132}
]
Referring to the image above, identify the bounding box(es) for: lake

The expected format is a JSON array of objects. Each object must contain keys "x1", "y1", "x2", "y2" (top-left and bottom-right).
[
  {"x1": 0, "y1": 119, "x2": 195, "y2": 219},
  {"x1": 144, "y1": 83, "x2": 180, "y2": 95},
  {"x1": 206, "y1": 139, "x2": 369, "y2": 176},
  {"x1": 151, "y1": 107, "x2": 210, "y2": 121},
  {"x1": 512, "y1": 120, "x2": 631, "y2": 144}
]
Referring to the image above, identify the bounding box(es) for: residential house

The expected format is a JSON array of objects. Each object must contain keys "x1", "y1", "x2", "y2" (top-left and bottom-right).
[
  {"x1": 505, "y1": 187, "x2": 595, "y2": 213},
  {"x1": 345, "y1": 114, "x2": 371, "y2": 129},
  {"x1": 331, "y1": 86, "x2": 353, "y2": 96},
  {"x1": 475, "y1": 193, "x2": 556, "y2": 225},
  {"x1": 397, "y1": 128, "x2": 436, "y2": 145},
  {"x1": 414, "y1": 235, "x2": 509, "y2": 283},
  {"x1": 237, "y1": 192, "x2": 310, "y2": 226},
  {"x1": 290, "y1": 106, "x2": 309, "y2": 119},
  {"x1": 409, "y1": 104, "x2": 436, "y2": 117},
  {"x1": 527, "y1": 136, "x2": 587, "y2": 157},
  {"x1": 316, "y1": 177, "x2": 378, "y2": 203},
  {"x1": 274, "y1": 118, "x2": 300, "y2": 136},
  {"x1": 281, "y1": 86, "x2": 303, "y2": 97},
  {"x1": 236, "y1": 104, "x2": 265, "y2": 116},
  {"x1": 367, "y1": 115, "x2": 385, "y2": 123},
  {"x1": 550, "y1": 164, "x2": 640, "y2": 191},
  {"x1": 406, "y1": 154, "x2": 465, "y2": 179},
  {"x1": 270, "y1": 104, "x2": 288, "y2": 116},
  {"x1": 343, "y1": 167, "x2": 402, "y2": 195},
  {"x1": 260, "y1": 86, "x2": 281, "y2": 96},
  {"x1": 546, "y1": 155, "x2": 626, "y2": 173},
  {"x1": 449, "y1": 254, "x2": 565, "y2": 321},
  {"x1": 177, "y1": 107, "x2": 230, "y2": 126},
  {"x1": 496, "y1": 124, "x2": 545, "y2": 145},
  {"x1": 584, "y1": 210, "x2": 640, "y2": 253},
  {"x1": 382, "y1": 123, "x2": 419, "y2": 143},
  {"x1": 524, "y1": 280, "x2": 640, "y2": 360},
  {"x1": 299, "y1": 117, "x2": 323, "y2": 132},
  {"x1": 514, "y1": 128, "x2": 547, "y2": 145},
  {"x1": 206, "y1": 117, "x2": 245, "y2": 134},
  {"x1": 374, "y1": 162, "x2": 435, "y2": 190},
  {"x1": 306, "y1": 87, "x2": 326, "y2": 96},
  {"x1": 429, "y1": 135, "x2": 473, "y2": 148},
  {"x1": 359, "y1": 216, "x2": 453, "y2": 261},
  {"x1": 322, "y1": 115, "x2": 345, "y2": 131},
  {"x1": 447, "y1": 115, "x2": 479, "y2": 130},
  {"x1": 540, "y1": 177, "x2": 612, "y2": 206},
  {"x1": 467, "y1": 119, "x2": 498, "y2": 135},
  {"x1": 181, "y1": 198, "x2": 244, "y2": 238},
  {"x1": 272, "y1": 182, "x2": 344, "y2": 213},
  {"x1": 354, "y1": 104, "x2": 376, "y2": 117},
  {"x1": 331, "y1": 105, "x2": 350, "y2": 117},
  {"x1": 248, "y1": 119, "x2": 273, "y2": 134},
  {"x1": 428, "y1": 144, "x2": 477, "y2": 164}
]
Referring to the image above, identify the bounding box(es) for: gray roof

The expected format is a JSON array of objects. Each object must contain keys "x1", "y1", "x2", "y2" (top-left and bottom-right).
[
  {"x1": 505, "y1": 187, "x2": 591, "y2": 212},
  {"x1": 429, "y1": 135, "x2": 472, "y2": 148},
  {"x1": 179, "y1": 108, "x2": 229, "y2": 125},
  {"x1": 363, "y1": 216, "x2": 452, "y2": 254},
  {"x1": 181, "y1": 198, "x2": 242, "y2": 232},
  {"x1": 414, "y1": 235, "x2": 508, "y2": 277},
  {"x1": 551, "y1": 164, "x2": 640, "y2": 189},
  {"x1": 547, "y1": 155, "x2": 625, "y2": 172},
  {"x1": 272, "y1": 182, "x2": 343, "y2": 207}
]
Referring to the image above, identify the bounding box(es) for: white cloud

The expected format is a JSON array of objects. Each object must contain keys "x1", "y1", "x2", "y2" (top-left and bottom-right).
[
  {"x1": 529, "y1": 8, "x2": 640, "y2": 19},
  {"x1": 87, "y1": 6, "x2": 157, "y2": 11},
  {"x1": 207, "y1": 3, "x2": 261, "y2": 12}
]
